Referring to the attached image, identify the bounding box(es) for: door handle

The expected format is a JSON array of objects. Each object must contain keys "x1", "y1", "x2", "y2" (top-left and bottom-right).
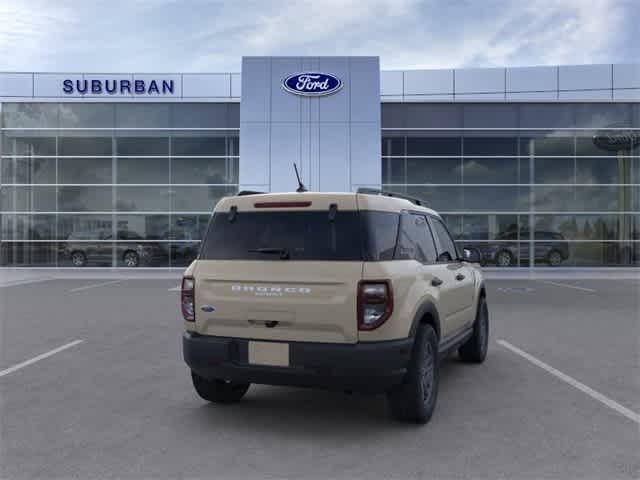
[
  {"x1": 431, "y1": 277, "x2": 443, "y2": 287},
  {"x1": 455, "y1": 273, "x2": 465, "y2": 281}
]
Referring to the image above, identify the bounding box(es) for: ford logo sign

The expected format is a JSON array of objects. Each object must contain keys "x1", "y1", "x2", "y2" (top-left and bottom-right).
[{"x1": 282, "y1": 72, "x2": 343, "y2": 97}]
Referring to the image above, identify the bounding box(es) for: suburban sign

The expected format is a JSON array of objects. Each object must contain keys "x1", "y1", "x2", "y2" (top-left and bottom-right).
[
  {"x1": 62, "y1": 78, "x2": 176, "y2": 95},
  {"x1": 282, "y1": 72, "x2": 343, "y2": 96}
]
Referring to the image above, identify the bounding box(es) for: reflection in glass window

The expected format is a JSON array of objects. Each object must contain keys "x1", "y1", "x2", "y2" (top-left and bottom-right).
[
  {"x1": 576, "y1": 157, "x2": 628, "y2": 184},
  {"x1": 116, "y1": 215, "x2": 169, "y2": 240},
  {"x1": 1, "y1": 157, "x2": 56, "y2": 184},
  {"x1": 59, "y1": 104, "x2": 115, "y2": 128},
  {"x1": 462, "y1": 215, "x2": 488, "y2": 240},
  {"x1": 1, "y1": 103, "x2": 58, "y2": 128},
  {"x1": 381, "y1": 137, "x2": 404, "y2": 156},
  {"x1": 170, "y1": 215, "x2": 210, "y2": 241},
  {"x1": 58, "y1": 215, "x2": 113, "y2": 240},
  {"x1": 116, "y1": 187, "x2": 171, "y2": 212},
  {"x1": 406, "y1": 158, "x2": 461, "y2": 184},
  {"x1": 0, "y1": 186, "x2": 57, "y2": 212},
  {"x1": 171, "y1": 158, "x2": 236, "y2": 184},
  {"x1": 574, "y1": 186, "x2": 622, "y2": 212},
  {"x1": 462, "y1": 158, "x2": 518, "y2": 184},
  {"x1": 115, "y1": 104, "x2": 170, "y2": 128},
  {"x1": 172, "y1": 136, "x2": 227, "y2": 156},
  {"x1": 458, "y1": 241, "x2": 524, "y2": 267},
  {"x1": 463, "y1": 186, "x2": 528, "y2": 212},
  {"x1": 553, "y1": 242, "x2": 637, "y2": 267},
  {"x1": 520, "y1": 136, "x2": 573, "y2": 156},
  {"x1": 463, "y1": 137, "x2": 517, "y2": 156},
  {"x1": 1, "y1": 136, "x2": 56, "y2": 155},
  {"x1": 58, "y1": 186, "x2": 113, "y2": 212},
  {"x1": 404, "y1": 186, "x2": 463, "y2": 211},
  {"x1": 170, "y1": 242, "x2": 200, "y2": 267},
  {"x1": 574, "y1": 104, "x2": 633, "y2": 129},
  {"x1": 116, "y1": 137, "x2": 169, "y2": 156},
  {"x1": 58, "y1": 137, "x2": 112, "y2": 156},
  {"x1": 1, "y1": 214, "x2": 56, "y2": 240},
  {"x1": 172, "y1": 104, "x2": 232, "y2": 128},
  {"x1": 533, "y1": 186, "x2": 574, "y2": 211},
  {"x1": 406, "y1": 137, "x2": 461, "y2": 156},
  {"x1": 116, "y1": 158, "x2": 170, "y2": 184},
  {"x1": 0, "y1": 242, "x2": 59, "y2": 267},
  {"x1": 491, "y1": 215, "x2": 520, "y2": 240},
  {"x1": 533, "y1": 214, "x2": 636, "y2": 241},
  {"x1": 60, "y1": 242, "x2": 114, "y2": 267},
  {"x1": 58, "y1": 158, "x2": 112, "y2": 184},
  {"x1": 171, "y1": 186, "x2": 236, "y2": 212},
  {"x1": 382, "y1": 157, "x2": 406, "y2": 185},
  {"x1": 534, "y1": 158, "x2": 574, "y2": 184}
]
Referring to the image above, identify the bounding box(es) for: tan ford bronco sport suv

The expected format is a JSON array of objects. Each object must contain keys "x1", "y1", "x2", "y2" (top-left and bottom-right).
[{"x1": 182, "y1": 188, "x2": 488, "y2": 423}]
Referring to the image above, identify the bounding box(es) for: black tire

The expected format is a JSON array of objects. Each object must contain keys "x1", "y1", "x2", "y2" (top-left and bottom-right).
[
  {"x1": 458, "y1": 296, "x2": 489, "y2": 363},
  {"x1": 387, "y1": 324, "x2": 439, "y2": 424},
  {"x1": 191, "y1": 371, "x2": 250, "y2": 404},
  {"x1": 70, "y1": 251, "x2": 87, "y2": 267},
  {"x1": 547, "y1": 250, "x2": 563, "y2": 266},
  {"x1": 494, "y1": 250, "x2": 513, "y2": 267},
  {"x1": 122, "y1": 250, "x2": 140, "y2": 267}
]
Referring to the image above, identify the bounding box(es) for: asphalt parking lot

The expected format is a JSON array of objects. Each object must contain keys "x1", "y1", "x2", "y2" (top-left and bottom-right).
[{"x1": 0, "y1": 274, "x2": 638, "y2": 479}]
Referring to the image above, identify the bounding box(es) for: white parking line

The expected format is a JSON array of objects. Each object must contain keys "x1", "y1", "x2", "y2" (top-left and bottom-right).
[
  {"x1": 538, "y1": 280, "x2": 596, "y2": 292},
  {"x1": 497, "y1": 339, "x2": 640, "y2": 425},
  {"x1": 68, "y1": 280, "x2": 122, "y2": 293},
  {"x1": 0, "y1": 277, "x2": 55, "y2": 288},
  {"x1": 0, "y1": 340, "x2": 84, "y2": 378},
  {"x1": 168, "y1": 285, "x2": 181, "y2": 291}
]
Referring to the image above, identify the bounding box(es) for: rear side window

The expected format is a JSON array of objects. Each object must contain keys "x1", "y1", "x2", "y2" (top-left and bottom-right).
[
  {"x1": 395, "y1": 213, "x2": 437, "y2": 263},
  {"x1": 200, "y1": 210, "x2": 362, "y2": 261},
  {"x1": 429, "y1": 217, "x2": 459, "y2": 262},
  {"x1": 360, "y1": 211, "x2": 399, "y2": 261}
]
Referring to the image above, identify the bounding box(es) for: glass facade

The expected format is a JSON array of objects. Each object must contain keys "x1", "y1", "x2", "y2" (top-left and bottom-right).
[
  {"x1": 0, "y1": 103, "x2": 239, "y2": 267},
  {"x1": 1, "y1": 101, "x2": 638, "y2": 268},
  {"x1": 382, "y1": 103, "x2": 640, "y2": 267}
]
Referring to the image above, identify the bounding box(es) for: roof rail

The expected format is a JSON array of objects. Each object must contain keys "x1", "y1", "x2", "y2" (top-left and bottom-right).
[
  {"x1": 237, "y1": 190, "x2": 265, "y2": 196},
  {"x1": 356, "y1": 188, "x2": 427, "y2": 207}
]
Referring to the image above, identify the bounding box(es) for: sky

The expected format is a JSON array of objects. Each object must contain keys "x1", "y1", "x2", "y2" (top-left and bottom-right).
[{"x1": 0, "y1": 0, "x2": 638, "y2": 73}]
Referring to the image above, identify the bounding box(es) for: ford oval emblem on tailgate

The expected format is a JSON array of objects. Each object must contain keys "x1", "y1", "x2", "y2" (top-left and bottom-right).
[
  {"x1": 200, "y1": 305, "x2": 215, "y2": 312},
  {"x1": 282, "y1": 72, "x2": 342, "y2": 96}
]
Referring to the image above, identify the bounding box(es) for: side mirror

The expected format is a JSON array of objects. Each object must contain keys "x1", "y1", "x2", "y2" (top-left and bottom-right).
[{"x1": 463, "y1": 247, "x2": 482, "y2": 263}]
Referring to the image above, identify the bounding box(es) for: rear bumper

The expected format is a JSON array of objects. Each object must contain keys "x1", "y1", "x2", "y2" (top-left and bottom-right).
[{"x1": 183, "y1": 332, "x2": 413, "y2": 393}]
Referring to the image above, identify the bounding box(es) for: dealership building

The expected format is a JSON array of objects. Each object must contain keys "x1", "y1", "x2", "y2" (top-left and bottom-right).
[{"x1": 0, "y1": 57, "x2": 638, "y2": 268}]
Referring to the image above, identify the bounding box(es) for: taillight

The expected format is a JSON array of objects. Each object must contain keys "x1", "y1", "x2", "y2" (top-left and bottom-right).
[
  {"x1": 357, "y1": 280, "x2": 393, "y2": 330},
  {"x1": 181, "y1": 276, "x2": 195, "y2": 322}
]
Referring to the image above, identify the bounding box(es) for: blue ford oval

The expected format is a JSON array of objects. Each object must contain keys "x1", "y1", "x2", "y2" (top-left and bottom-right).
[{"x1": 282, "y1": 72, "x2": 343, "y2": 96}]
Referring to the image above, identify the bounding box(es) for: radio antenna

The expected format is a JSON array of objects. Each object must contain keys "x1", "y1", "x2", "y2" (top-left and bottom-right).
[{"x1": 293, "y1": 163, "x2": 307, "y2": 192}]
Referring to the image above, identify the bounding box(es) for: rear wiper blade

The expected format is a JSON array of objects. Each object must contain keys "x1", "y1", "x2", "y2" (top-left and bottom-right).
[{"x1": 248, "y1": 247, "x2": 290, "y2": 259}]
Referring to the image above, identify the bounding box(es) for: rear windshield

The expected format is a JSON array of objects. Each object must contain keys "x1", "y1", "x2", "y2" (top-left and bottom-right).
[
  {"x1": 200, "y1": 210, "x2": 363, "y2": 261},
  {"x1": 199, "y1": 210, "x2": 401, "y2": 261}
]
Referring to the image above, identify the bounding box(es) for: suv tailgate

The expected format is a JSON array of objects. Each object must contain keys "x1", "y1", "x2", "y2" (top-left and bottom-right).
[{"x1": 194, "y1": 260, "x2": 362, "y2": 343}]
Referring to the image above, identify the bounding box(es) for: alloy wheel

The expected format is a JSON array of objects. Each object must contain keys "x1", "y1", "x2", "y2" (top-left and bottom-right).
[{"x1": 422, "y1": 342, "x2": 435, "y2": 403}]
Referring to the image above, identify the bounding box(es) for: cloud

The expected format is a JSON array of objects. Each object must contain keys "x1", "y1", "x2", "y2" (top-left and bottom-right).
[{"x1": 0, "y1": 0, "x2": 636, "y2": 72}]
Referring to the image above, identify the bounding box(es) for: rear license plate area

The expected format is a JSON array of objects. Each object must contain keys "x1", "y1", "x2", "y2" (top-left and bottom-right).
[{"x1": 248, "y1": 341, "x2": 290, "y2": 367}]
